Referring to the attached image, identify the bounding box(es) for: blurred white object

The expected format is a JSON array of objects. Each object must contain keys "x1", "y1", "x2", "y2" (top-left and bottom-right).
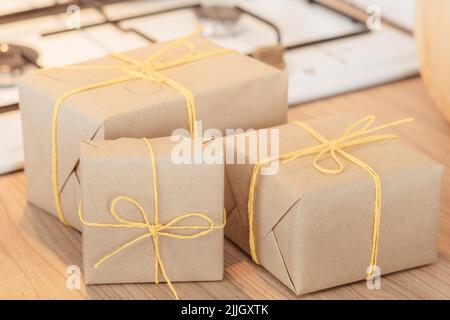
[
  {"x1": 118, "y1": 0, "x2": 362, "y2": 54},
  {"x1": 0, "y1": 0, "x2": 71, "y2": 15},
  {"x1": 0, "y1": 11, "x2": 148, "y2": 68},
  {"x1": 0, "y1": 9, "x2": 148, "y2": 107},
  {"x1": 0, "y1": 110, "x2": 23, "y2": 175},
  {"x1": 287, "y1": 27, "x2": 418, "y2": 103},
  {"x1": 0, "y1": 88, "x2": 19, "y2": 107}
]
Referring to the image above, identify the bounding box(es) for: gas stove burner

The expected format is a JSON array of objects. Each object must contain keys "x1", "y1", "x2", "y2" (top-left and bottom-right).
[
  {"x1": 0, "y1": 44, "x2": 39, "y2": 88},
  {"x1": 195, "y1": 5, "x2": 243, "y2": 38}
]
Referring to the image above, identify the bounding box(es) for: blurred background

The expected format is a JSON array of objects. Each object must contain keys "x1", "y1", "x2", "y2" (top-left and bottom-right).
[{"x1": 0, "y1": 0, "x2": 444, "y2": 175}]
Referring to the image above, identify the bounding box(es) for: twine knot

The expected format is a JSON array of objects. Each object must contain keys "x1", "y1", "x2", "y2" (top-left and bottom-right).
[
  {"x1": 40, "y1": 30, "x2": 236, "y2": 227},
  {"x1": 248, "y1": 115, "x2": 414, "y2": 280},
  {"x1": 79, "y1": 138, "x2": 225, "y2": 299},
  {"x1": 148, "y1": 224, "x2": 163, "y2": 235}
]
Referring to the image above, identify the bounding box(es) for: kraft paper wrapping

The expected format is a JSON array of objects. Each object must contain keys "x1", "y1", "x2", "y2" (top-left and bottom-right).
[
  {"x1": 80, "y1": 137, "x2": 224, "y2": 285},
  {"x1": 18, "y1": 36, "x2": 287, "y2": 230},
  {"x1": 224, "y1": 113, "x2": 443, "y2": 295}
]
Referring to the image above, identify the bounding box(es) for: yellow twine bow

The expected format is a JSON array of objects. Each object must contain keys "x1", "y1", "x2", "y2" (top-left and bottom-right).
[
  {"x1": 248, "y1": 115, "x2": 414, "y2": 279},
  {"x1": 79, "y1": 138, "x2": 226, "y2": 299},
  {"x1": 39, "y1": 30, "x2": 236, "y2": 226}
]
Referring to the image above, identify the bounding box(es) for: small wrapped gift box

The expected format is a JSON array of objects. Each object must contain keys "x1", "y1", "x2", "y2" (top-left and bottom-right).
[
  {"x1": 19, "y1": 34, "x2": 287, "y2": 230},
  {"x1": 79, "y1": 137, "x2": 225, "y2": 299},
  {"x1": 224, "y1": 113, "x2": 443, "y2": 295}
]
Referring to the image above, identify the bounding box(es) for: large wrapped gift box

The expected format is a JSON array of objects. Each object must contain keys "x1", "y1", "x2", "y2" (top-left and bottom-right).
[
  {"x1": 79, "y1": 137, "x2": 225, "y2": 298},
  {"x1": 19, "y1": 35, "x2": 287, "y2": 230},
  {"x1": 224, "y1": 113, "x2": 443, "y2": 295}
]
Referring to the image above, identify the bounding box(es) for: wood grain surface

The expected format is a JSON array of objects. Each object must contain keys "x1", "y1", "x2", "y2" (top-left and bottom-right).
[{"x1": 0, "y1": 77, "x2": 449, "y2": 299}]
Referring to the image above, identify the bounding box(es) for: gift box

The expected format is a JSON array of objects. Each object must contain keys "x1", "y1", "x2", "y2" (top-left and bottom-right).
[
  {"x1": 79, "y1": 137, "x2": 225, "y2": 299},
  {"x1": 224, "y1": 113, "x2": 443, "y2": 295},
  {"x1": 19, "y1": 34, "x2": 287, "y2": 230}
]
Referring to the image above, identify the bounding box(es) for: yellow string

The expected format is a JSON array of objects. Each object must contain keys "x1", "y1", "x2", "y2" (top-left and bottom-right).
[
  {"x1": 79, "y1": 138, "x2": 226, "y2": 299},
  {"x1": 38, "y1": 31, "x2": 236, "y2": 226},
  {"x1": 247, "y1": 115, "x2": 413, "y2": 279}
]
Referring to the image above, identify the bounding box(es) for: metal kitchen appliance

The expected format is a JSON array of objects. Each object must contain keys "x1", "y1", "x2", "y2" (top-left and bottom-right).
[{"x1": 0, "y1": 0, "x2": 418, "y2": 174}]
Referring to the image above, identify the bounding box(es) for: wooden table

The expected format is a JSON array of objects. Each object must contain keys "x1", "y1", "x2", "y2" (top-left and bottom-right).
[{"x1": 1, "y1": 77, "x2": 449, "y2": 299}]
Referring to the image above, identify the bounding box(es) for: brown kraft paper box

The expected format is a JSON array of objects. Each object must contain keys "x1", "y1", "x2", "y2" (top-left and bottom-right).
[
  {"x1": 19, "y1": 35, "x2": 287, "y2": 230},
  {"x1": 224, "y1": 113, "x2": 443, "y2": 295},
  {"x1": 79, "y1": 137, "x2": 225, "y2": 287}
]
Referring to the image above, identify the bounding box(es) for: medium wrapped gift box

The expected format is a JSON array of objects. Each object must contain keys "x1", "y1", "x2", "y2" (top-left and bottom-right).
[
  {"x1": 224, "y1": 113, "x2": 443, "y2": 295},
  {"x1": 19, "y1": 34, "x2": 287, "y2": 230},
  {"x1": 79, "y1": 137, "x2": 225, "y2": 299}
]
